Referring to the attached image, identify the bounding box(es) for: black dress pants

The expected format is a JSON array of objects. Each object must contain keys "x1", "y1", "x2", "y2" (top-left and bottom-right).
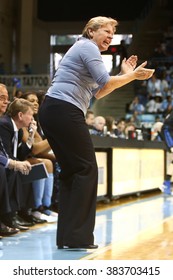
[
  {"x1": 39, "y1": 97, "x2": 98, "y2": 247},
  {"x1": 0, "y1": 165, "x2": 11, "y2": 218},
  {"x1": 5, "y1": 169, "x2": 23, "y2": 212}
]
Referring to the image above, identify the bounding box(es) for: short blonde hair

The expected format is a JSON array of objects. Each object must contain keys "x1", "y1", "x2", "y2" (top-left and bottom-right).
[
  {"x1": 7, "y1": 98, "x2": 34, "y2": 117},
  {"x1": 82, "y1": 16, "x2": 118, "y2": 39}
]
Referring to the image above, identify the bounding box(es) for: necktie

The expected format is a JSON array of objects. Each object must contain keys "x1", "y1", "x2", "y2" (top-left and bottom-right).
[{"x1": 13, "y1": 131, "x2": 18, "y2": 158}]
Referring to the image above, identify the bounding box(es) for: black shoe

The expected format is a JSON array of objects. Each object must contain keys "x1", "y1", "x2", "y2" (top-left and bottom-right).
[
  {"x1": 15, "y1": 214, "x2": 35, "y2": 227},
  {"x1": 10, "y1": 217, "x2": 29, "y2": 231},
  {"x1": 58, "y1": 244, "x2": 98, "y2": 250},
  {"x1": 2, "y1": 216, "x2": 29, "y2": 231},
  {"x1": 17, "y1": 211, "x2": 46, "y2": 224},
  {"x1": 0, "y1": 223, "x2": 20, "y2": 236},
  {"x1": 17, "y1": 213, "x2": 36, "y2": 226},
  {"x1": 12, "y1": 222, "x2": 29, "y2": 231}
]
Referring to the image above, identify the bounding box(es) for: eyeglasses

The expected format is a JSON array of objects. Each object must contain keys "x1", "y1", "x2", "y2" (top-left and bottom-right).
[{"x1": 0, "y1": 95, "x2": 10, "y2": 103}]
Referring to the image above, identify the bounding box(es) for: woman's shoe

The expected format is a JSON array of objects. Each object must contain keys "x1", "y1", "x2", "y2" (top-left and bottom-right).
[{"x1": 58, "y1": 244, "x2": 98, "y2": 250}]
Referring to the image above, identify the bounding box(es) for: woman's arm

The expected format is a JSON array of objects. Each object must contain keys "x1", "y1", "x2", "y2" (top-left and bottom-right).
[
  {"x1": 31, "y1": 137, "x2": 51, "y2": 155},
  {"x1": 95, "y1": 61, "x2": 154, "y2": 99},
  {"x1": 22, "y1": 127, "x2": 51, "y2": 155}
]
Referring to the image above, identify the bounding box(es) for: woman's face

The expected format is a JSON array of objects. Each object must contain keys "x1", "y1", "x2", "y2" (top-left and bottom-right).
[
  {"x1": 26, "y1": 94, "x2": 39, "y2": 114},
  {"x1": 91, "y1": 24, "x2": 114, "y2": 52}
]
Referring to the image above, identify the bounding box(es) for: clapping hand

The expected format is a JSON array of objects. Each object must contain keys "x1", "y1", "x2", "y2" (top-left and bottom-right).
[
  {"x1": 134, "y1": 61, "x2": 155, "y2": 80},
  {"x1": 120, "y1": 55, "x2": 155, "y2": 80},
  {"x1": 120, "y1": 55, "x2": 138, "y2": 74}
]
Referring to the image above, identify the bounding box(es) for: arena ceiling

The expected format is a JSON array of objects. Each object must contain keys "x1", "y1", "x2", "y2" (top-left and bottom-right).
[{"x1": 37, "y1": 0, "x2": 147, "y2": 22}]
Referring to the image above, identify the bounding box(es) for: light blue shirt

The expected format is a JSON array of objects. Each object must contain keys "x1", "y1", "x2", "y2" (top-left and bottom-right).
[{"x1": 46, "y1": 37, "x2": 110, "y2": 114}]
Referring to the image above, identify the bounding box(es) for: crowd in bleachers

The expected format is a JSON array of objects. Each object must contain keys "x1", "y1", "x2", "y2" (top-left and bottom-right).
[
  {"x1": 130, "y1": 23, "x2": 173, "y2": 116},
  {"x1": 88, "y1": 22, "x2": 173, "y2": 141}
]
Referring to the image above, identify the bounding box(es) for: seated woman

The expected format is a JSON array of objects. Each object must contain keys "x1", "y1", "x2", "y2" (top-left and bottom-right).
[{"x1": 21, "y1": 91, "x2": 58, "y2": 222}]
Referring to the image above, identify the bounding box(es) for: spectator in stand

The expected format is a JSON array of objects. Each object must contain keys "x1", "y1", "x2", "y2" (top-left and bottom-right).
[
  {"x1": 159, "y1": 69, "x2": 170, "y2": 97},
  {"x1": 105, "y1": 115, "x2": 117, "y2": 137},
  {"x1": 160, "y1": 94, "x2": 173, "y2": 117},
  {"x1": 147, "y1": 72, "x2": 162, "y2": 98},
  {"x1": 127, "y1": 111, "x2": 141, "y2": 128},
  {"x1": 128, "y1": 96, "x2": 145, "y2": 115},
  {"x1": 124, "y1": 122, "x2": 136, "y2": 139},
  {"x1": 150, "y1": 121, "x2": 163, "y2": 141},
  {"x1": 114, "y1": 117, "x2": 126, "y2": 138},
  {"x1": 89, "y1": 116, "x2": 106, "y2": 136},
  {"x1": 85, "y1": 109, "x2": 95, "y2": 129},
  {"x1": 145, "y1": 92, "x2": 163, "y2": 113}
]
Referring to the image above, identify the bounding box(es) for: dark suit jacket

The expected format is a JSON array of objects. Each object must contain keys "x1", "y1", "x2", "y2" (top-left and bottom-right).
[
  {"x1": 0, "y1": 115, "x2": 34, "y2": 212},
  {"x1": 0, "y1": 136, "x2": 8, "y2": 166},
  {"x1": 0, "y1": 115, "x2": 32, "y2": 160}
]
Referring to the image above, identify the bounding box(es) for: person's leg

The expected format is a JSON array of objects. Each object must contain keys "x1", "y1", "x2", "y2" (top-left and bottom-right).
[
  {"x1": 39, "y1": 97, "x2": 98, "y2": 248},
  {"x1": 0, "y1": 166, "x2": 13, "y2": 230},
  {"x1": 161, "y1": 160, "x2": 173, "y2": 194},
  {"x1": 0, "y1": 166, "x2": 11, "y2": 215},
  {"x1": 1, "y1": 168, "x2": 29, "y2": 231},
  {"x1": 32, "y1": 178, "x2": 45, "y2": 209},
  {"x1": 5, "y1": 169, "x2": 21, "y2": 212},
  {"x1": 160, "y1": 127, "x2": 173, "y2": 195},
  {"x1": 42, "y1": 173, "x2": 54, "y2": 212}
]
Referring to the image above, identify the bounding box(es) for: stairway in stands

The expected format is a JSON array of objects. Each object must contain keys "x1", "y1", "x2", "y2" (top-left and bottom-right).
[
  {"x1": 91, "y1": 0, "x2": 173, "y2": 120},
  {"x1": 92, "y1": 82, "x2": 134, "y2": 121}
]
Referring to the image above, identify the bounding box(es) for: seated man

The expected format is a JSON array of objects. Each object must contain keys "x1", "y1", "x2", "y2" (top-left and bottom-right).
[
  {"x1": 0, "y1": 89, "x2": 43, "y2": 230},
  {"x1": 89, "y1": 116, "x2": 106, "y2": 136},
  {"x1": 0, "y1": 84, "x2": 24, "y2": 235}
]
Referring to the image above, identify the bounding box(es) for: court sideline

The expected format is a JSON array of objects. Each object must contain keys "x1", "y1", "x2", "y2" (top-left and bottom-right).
[{"x1": 0, "y1": 190, "x2": 173, "y2": 260}]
